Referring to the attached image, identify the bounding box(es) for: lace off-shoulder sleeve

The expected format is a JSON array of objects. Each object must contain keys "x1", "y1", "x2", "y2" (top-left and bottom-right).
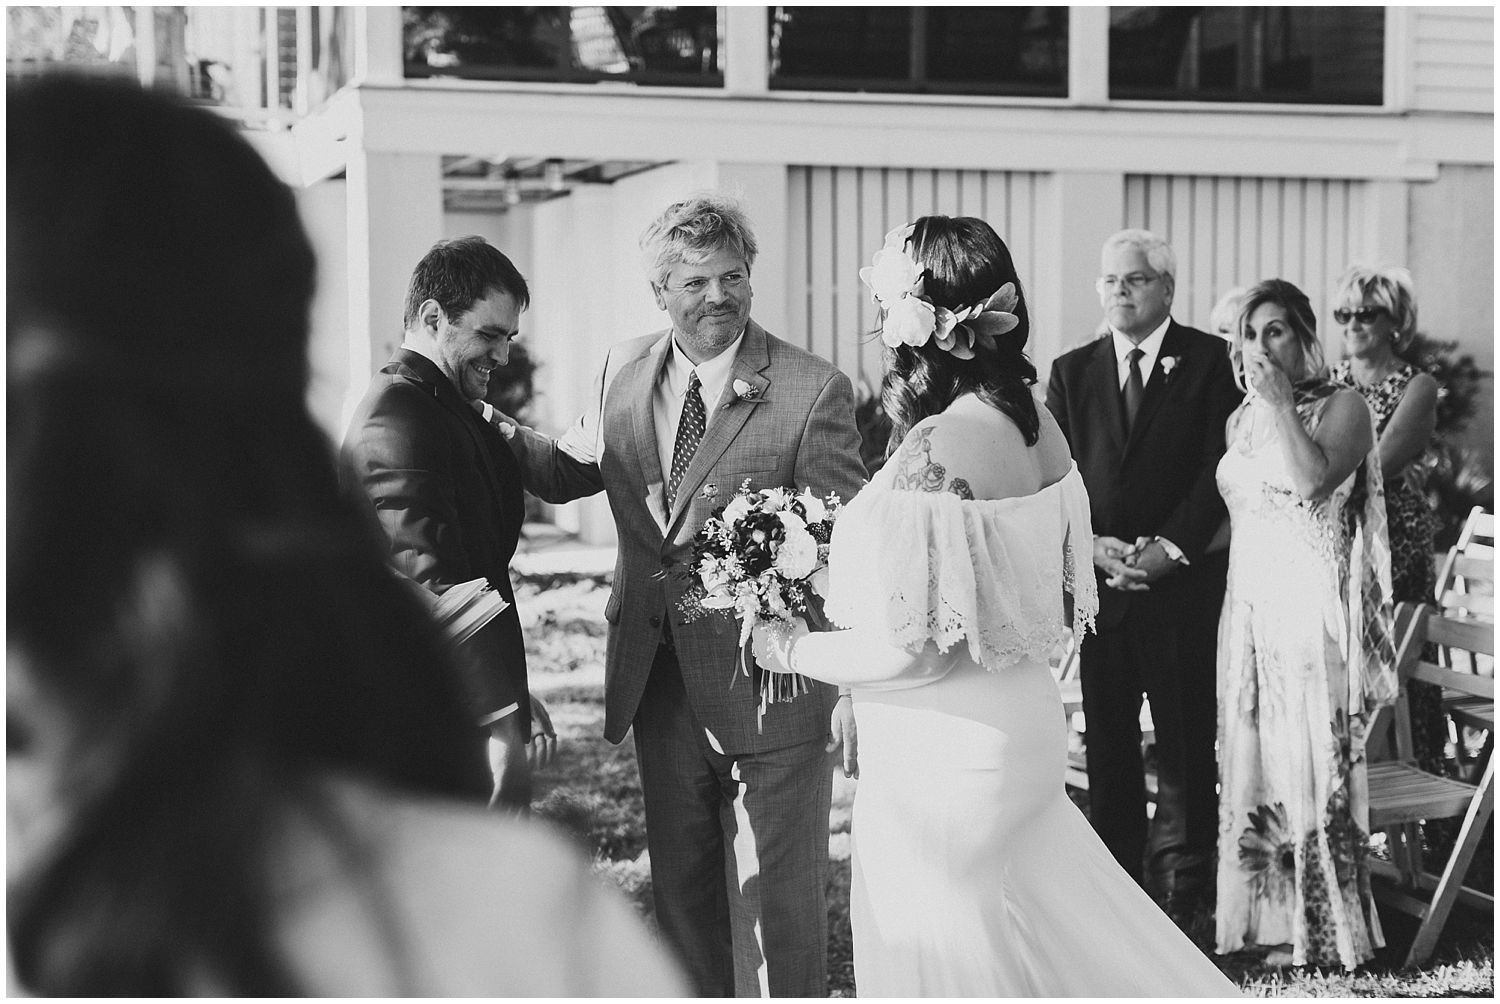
[{"x1": 824, "y1": 466, "x2": 1097, "y2": 673}]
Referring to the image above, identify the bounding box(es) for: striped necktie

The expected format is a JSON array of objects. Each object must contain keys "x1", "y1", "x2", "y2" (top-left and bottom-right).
[{"x1": 666, "y1": 370, "x2": 706, "y2": 508}]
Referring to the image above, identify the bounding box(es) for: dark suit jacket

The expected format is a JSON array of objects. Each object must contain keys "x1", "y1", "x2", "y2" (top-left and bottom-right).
[
  {"x1": 1045, "y1": 321, "x2": 1242, "y2": 628},
  {"x1": 509, "y1": 321, "x2": 867, "y2": 754},
  {"x1": 343, "y1": 348, "x2": 529, "y2": 733}
]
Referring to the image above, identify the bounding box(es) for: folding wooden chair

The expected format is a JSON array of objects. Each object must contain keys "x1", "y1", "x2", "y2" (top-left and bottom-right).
[
  {"x1": 1367, "y1": 601, "x2": 1495, "y2": 967},
  {"x1": 1434, "y1": 506, "x2": 1494, "y2": 624},
  {"x1": 1433, "y1": 507, "x2": 1494, "y2": 736}
]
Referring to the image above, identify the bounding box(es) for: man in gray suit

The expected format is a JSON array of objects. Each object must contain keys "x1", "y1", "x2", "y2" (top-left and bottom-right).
[{"x1": 486, "y1": 193, "x2": 865, "y2": 995}]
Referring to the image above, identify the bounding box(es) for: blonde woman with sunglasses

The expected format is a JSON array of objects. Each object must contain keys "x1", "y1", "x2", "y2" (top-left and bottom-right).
[
  {"x1": 1330, "y1": 266, "x2": 1456, "y2": 839},
  {"x1": 1329, "y1": 266, "x2": 1439, "y2": 607}
]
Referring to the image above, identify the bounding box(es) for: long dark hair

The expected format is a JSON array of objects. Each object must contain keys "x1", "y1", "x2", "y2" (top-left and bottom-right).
[
  {"x1": 8, "y1": 75, "x2": 487, "y2": 994},
  {"x1": 879, "y1": 216, "x2": 1039, "y2": 450}
]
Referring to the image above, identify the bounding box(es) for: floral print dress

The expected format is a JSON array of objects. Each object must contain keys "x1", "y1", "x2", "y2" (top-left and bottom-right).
[
  {"x1": 1330, "y1": 362, "x2": 1437, "y2": 604},
  {"x1": 1215, "y1": 387, "x2": 1395, "y2": 968}
]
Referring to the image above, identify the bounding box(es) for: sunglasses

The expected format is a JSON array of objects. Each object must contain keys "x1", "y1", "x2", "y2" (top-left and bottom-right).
[{"x1": 1333, "y1": 306, "x2": 1386, "y2": 325}]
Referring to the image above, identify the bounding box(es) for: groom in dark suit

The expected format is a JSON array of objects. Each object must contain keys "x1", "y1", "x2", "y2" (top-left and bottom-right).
[
  {"x1": 1045, "y1": 229, "x2": 1241, "y2": 922},
  {"x1": 344, "y1": 237, "x2": 547, "y2": 810},
  {"x1": 487, "y1": 194, "x2": 865, "y2": 996}
]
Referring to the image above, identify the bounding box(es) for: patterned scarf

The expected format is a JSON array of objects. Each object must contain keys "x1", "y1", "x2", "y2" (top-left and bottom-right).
[{"x1": 1296, "y1": 378, "x2": 1400, "y2": 751}]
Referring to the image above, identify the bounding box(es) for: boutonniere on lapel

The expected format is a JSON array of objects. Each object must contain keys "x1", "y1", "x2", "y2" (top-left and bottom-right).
[
  {"x1": 732, "y1": 378, "x2": 763, "y2": 404},
  {"x1": 1160, "y1": 355, "x2": 1180, "y2": 382}
]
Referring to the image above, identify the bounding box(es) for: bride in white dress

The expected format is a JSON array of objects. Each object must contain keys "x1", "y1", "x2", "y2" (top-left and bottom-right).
[{"x1": 752, "y1": 217, "x2": 1238, "y2": 996}]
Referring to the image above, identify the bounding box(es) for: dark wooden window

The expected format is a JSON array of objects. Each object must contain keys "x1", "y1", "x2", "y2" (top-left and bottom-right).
[
  {"x1": 404, "y1": 6, "x2": 723, "y2": 87},
  {"x1": 769, "y1": 7, "x2": 1069, "y2": 97},
  {"x1": 1108, "y1": 7, "x2": 1384, "y2": 105}
]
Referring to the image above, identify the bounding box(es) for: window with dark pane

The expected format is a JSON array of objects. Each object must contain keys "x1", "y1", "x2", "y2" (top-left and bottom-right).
[
  {"x1": 770, "y1": 6, "x2": 1067, "y2": 96},
  {"x1": 1108, "y1": 6, "x2": 1384, "y2": 105},
  {"x1": 404, "y1": 7, "x2": 723, "y2": 86}
]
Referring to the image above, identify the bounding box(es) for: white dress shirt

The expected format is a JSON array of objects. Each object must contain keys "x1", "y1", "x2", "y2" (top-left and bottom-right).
[
  {"x1": 653, "y1": 330, "x2": 744, "y2": 483},
  {"x1": 1108, "y1": 316, "x2": 1171, "y2": 390}
]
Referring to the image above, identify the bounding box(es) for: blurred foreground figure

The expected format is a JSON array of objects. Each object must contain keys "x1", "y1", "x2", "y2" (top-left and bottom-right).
[{"x1": 6, "y1": 75, "x2": 684, "y2": 997}]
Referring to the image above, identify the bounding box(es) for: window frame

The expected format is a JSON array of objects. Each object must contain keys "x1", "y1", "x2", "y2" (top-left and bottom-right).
[{"x1": 766, "y1": 6, "x2": 1070, "y2": 99}]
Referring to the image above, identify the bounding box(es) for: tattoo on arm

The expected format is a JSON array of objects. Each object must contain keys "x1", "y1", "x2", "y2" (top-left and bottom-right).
[{"x1": 891, "y1": 427, "x2": 973, "y2": 497}]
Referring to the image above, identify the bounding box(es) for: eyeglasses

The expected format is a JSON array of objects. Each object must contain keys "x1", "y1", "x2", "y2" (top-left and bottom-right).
[
  {"x1": 1333, "y1": 306, "x2": 1386, "y2": 326},
  {"x1": 1096, "y1": 273, "x2": 1161, "y2": 293},
  {"x1": 665, "y1": 272, "x2": 749, "y2": 296}
]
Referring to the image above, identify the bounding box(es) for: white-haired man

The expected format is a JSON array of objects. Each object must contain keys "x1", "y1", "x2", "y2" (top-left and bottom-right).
[
  {"x1": 486, "y1": 193, "x2": 865, "y2": 996},
  {"x1": 1045, "y1": 228, "x2": 1242, "y2": 927}
]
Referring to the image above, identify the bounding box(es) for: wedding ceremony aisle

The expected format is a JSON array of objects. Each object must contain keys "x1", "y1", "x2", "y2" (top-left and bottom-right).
[{"x1": 512, "y1": 535, "x2": 1493, "y2": 998}]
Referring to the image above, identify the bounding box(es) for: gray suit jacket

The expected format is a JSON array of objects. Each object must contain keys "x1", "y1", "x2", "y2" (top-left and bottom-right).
[{"x1": 509, "y1": 321, "x2": 867, "y2": 753}]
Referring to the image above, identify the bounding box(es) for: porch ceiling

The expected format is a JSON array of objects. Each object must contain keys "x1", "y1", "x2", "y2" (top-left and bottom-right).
[{"x1": 440, "y1": 154, "x2": 668, "y2": 213}]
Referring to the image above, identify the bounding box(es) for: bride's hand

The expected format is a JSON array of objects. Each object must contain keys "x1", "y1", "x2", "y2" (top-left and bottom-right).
[{"x1": 750, "y1": 618, "x2": 810, "y2": 675}]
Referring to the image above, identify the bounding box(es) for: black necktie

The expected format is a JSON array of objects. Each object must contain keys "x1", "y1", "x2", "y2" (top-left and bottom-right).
[
  {"x1": 1123, "y1": 347, "x2": 1145, "y2": 429},
  {"x1": 666, "y1": 371, "x2": 706, "y2": 508}
]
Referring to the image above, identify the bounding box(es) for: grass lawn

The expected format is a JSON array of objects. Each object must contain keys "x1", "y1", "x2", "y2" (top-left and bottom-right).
[{"x1": 519, "y1": 573, "x2": 1494, "y2": 998}]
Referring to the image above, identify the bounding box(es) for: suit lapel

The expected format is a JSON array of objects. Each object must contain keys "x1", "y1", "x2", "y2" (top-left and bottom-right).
[
  {"x1": 1087, "y1": 339, "x2": 1127, "y2": 457},
  {"x1": 626, "y1": 334, "x2": 672, "y2": 535},
  {"x1": 392, "y1": 348, "x2": 509, "y2": 505},
  {"x1": 1122, "y1": 322, "x2": 1183, "y2": 460},
  {"x1": 667, "y1": 322, "x2": 771, "y2": 531}
]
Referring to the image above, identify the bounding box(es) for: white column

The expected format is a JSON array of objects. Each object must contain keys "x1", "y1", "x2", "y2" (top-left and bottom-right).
[
  {"x1": 342, "y1": 149, "x2": 444, "y2": 429},
  {"x1": 353, "y1": 5, "x2": 404, "y2": 87},
  {"x1": 1032, "y1": 170, "x2": 1125, "y2": 375},
  {"x1": 1068, "y1": 6, "x2": 1111, "y2": 106},
  {"x1": 134, "y1": 6, "x2": 157, "y2": 87},
  {"x1": 294, "y1": 6, "x2": 314, "y2": 114},
  {"x1": 715, "y1": 162, "x2": 789, "y2": 338},
  {"x1": 723, "y1": 5, "x2": 770, "y2": 95}
]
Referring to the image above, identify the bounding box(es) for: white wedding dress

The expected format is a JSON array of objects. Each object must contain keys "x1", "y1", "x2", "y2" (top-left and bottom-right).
[{"x1": 810, "y1": 459, "x2": 1239, "y2": 997}]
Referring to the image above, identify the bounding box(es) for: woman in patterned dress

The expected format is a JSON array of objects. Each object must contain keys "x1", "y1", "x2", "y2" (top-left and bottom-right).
[
  {"x1": 1214, "y1": 279, "x2": 1398, "y2": 969},
  {"x1": 1329, "y1": 266, "x2": 1447, "y2": 776}
]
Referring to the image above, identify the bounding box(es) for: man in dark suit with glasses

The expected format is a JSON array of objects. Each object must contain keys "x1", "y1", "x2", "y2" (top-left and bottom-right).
[{"x1": 1045, "y1": 228, "x2": 1242, "y2": 927}]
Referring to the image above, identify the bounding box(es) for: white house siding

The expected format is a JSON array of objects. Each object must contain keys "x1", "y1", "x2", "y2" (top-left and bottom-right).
[
  {"x1": 786, "y1": 166, "x2": 1045, "y2": 394},
  {"x1": 1408, "y1": 162, "x2": 1495, "y2": 464},
  {"x1": 1409, "y1": 6, "x2": 1495, "y2": 114},
  {"x1": 1124, "y1": 173, "x2": 1366, "y2": 348},
  {"x1": 785, "y1": 167, "x2": 1378, "y2": 386}
]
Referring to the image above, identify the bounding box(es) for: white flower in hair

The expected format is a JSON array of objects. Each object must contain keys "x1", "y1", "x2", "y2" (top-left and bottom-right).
[
  {"x1": 884, "y1": 295, "x2": 937, "y2": 348},
  {"x1": 858, "y1": 224, "x2": 1021, "y2": 358},
  {"x1": 858, "y1": 224, "x2": 924, "y2": 306}
]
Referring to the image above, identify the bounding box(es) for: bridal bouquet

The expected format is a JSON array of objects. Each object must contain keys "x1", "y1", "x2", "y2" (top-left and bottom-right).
[{"x1": 679, "y1": 480, "x2": 844, "y2": 718}]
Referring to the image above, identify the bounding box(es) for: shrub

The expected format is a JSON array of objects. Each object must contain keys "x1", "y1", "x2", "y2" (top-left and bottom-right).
[{"x1": 1401, "y1": 333, "x2": 1494, "y2": 548}]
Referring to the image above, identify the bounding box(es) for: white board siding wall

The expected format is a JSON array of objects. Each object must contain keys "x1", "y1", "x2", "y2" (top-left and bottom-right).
[
  {"x1": 1124, "y1": 173, "x2": 1367, "y2": 353},
  {"x1": 788, "y1": 166, "x2": 1370, "y2": 388},
  {"x1": 786, "y1": 166, "x2": 1045, "y2": 394},
  {"x1": 1408, "y1": 6, "x2": 1495, "y2": 114}
]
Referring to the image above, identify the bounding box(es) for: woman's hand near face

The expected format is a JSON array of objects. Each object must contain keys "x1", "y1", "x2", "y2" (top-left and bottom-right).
[{"x1": 1245, "y1": 350, "x2": 1297, "y2": 412}]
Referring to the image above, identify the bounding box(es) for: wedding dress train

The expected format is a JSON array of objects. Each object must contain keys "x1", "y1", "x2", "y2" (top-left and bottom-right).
[{"x1": 813, "y1": 463, "x2": 1238, "y2": 997}]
